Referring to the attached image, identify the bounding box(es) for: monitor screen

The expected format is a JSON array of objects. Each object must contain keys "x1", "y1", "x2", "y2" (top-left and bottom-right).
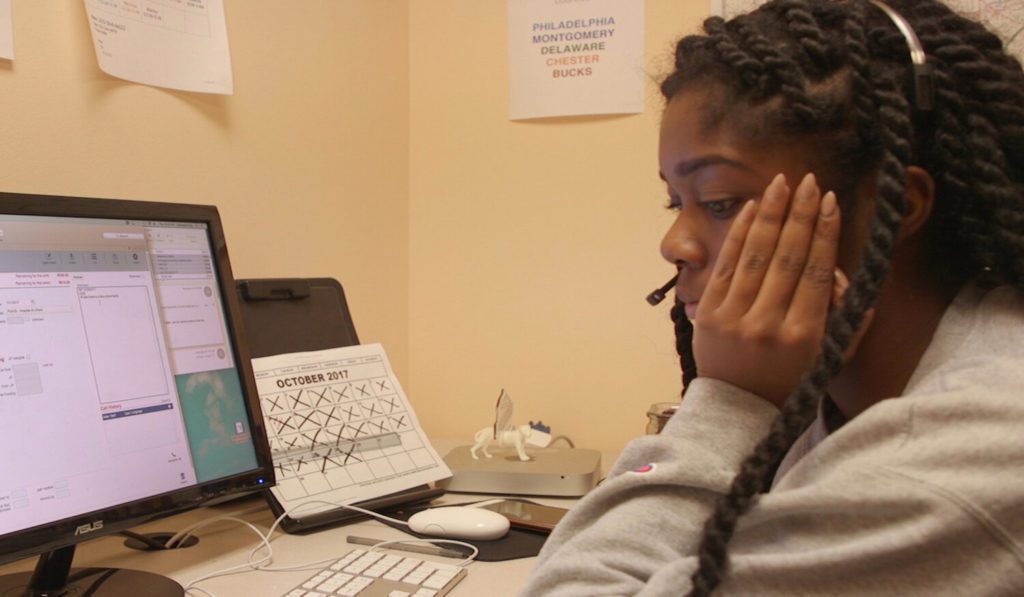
[{"x1": 0, "y1": 192, "x2": 274, "y2": 593}]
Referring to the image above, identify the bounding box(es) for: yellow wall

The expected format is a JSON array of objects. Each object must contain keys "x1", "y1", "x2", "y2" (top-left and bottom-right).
[
  {"x1": 409, "y1": 1, "x2": 706, "y2": 455},
  {"x1": 0, "y1": 1, "x2": 709, "y2": 458},
  {"x1": 0, "y1": 0, "x2": 412, "y2": 374}
]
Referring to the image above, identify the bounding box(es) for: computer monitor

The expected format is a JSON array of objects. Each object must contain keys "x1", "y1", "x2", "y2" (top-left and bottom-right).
[{"x1": 0, "y1": 192, "x2": 275, "y2": 596}]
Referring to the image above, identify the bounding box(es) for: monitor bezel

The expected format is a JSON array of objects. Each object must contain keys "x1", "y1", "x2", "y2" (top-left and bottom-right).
[{"x1": 0, "y1": 191, "x2": 275, "y2": 566}]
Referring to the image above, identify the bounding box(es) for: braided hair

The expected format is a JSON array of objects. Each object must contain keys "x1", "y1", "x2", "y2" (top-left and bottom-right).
[{"x1": 659, "y1": 1, "x2": 1024, "y2": 594}]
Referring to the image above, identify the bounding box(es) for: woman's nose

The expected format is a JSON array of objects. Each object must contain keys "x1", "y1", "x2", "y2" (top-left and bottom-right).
[{"x1": 660, "y1": 218, "x2": 707, "y2": 270}]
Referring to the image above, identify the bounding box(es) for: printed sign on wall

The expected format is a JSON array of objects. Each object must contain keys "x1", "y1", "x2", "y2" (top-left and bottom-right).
[
  {"x1": 83, "y1": 0, "x2": 234, "y2": 94},
  {"x1": 508, "y1": 0, "x2": 645, "y2": 120},
  {"x1": 1, "y1": 0, "x2": 13, "y2": 60}
]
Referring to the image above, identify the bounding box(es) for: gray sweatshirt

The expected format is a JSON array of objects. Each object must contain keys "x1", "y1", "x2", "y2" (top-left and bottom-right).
[{"x1": 521, "y1": 285, "x2": 1024, "y2": 596}]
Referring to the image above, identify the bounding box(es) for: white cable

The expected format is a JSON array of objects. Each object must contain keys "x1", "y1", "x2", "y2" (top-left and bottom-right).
[
  {"x1": 238, "y1": 506, "x2": 335, "y2": 573},
  {"x1": 164, "y1": 503, "x2": 269, "y2": 548},
  {"x1": 181, "y1": 518, "x2": 274, "y2": 590},
  {"x1": 284, "y1": 499, "x2": 412, "y2": 526}
]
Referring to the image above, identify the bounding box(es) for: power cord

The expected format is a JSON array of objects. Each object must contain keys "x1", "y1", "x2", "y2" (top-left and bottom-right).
[{"x1": 549, "y1": 435, "x2": 575, "y2": 448}]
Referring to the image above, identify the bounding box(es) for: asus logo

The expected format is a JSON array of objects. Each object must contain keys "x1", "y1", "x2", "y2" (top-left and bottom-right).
[{"x1": 74, "y1": 521, "x2": 103, "y2": 536}]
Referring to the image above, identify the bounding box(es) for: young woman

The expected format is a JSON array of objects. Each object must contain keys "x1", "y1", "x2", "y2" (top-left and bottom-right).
[{"x1": 521, "y1": 1, "x2": 1024, "y2": 595}]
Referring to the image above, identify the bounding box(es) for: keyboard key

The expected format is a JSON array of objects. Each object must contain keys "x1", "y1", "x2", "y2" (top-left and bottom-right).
[
  {"x1": 423, "y1": 575, "x2": 450, "y2": 589},
  {"x1": 281, "y1": 547, "x2": 466, "y2": 597}
]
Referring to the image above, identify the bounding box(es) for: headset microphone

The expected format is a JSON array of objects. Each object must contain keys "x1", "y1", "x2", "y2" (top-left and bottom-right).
[{"x1": 645, "y1": 273, "x2": 679, "y2": 306}]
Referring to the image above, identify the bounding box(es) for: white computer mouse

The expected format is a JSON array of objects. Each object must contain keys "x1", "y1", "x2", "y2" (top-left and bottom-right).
[{"x1": 407, "y1": 506, "x2": 511, "y2": 541}]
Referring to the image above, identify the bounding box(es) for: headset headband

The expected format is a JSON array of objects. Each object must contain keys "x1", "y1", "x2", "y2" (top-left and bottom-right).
[{"x1": 867, "y1": 0, "x2": 934, "y2": 110}]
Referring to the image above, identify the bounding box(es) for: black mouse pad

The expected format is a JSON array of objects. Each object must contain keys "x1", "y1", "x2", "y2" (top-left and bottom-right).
[{"x1": 378, "y1": 503, "x2": 548, "y2": 562}]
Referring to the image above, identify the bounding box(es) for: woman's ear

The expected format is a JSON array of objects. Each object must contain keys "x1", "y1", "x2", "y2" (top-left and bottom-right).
[{"x1": 897, "y1": 166, "x2": 936, "y2": 241}]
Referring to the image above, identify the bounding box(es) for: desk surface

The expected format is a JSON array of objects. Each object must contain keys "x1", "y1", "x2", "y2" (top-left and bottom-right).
[
  {"x1": 0, "y1": 441, "x2": 613, "y2": 596},
  {"x1": 1, "y1": 493, "x2": 570, "y2": 596}
]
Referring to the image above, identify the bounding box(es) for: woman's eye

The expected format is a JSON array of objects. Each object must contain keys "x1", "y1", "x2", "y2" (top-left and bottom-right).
[
  {"x1": 664, "y1": 195, "x2": 683, "y2": 211},
  {"x1": 701, "y1": 198, "x2": 743, "y2": 219}
]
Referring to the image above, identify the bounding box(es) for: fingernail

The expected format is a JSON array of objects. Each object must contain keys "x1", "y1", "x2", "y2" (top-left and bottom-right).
[
  {"x1": 739, "y1": 198, "x2": 758, "y2": 221},
  {"x1": 767, "y1": 174, "x2": 788, "y2": 203},
  {"x1": 820, "y1": 191, "x2": 837, "y2": 216},
  {"x1": 833, "y1": 267, "x2": 850, "y2": 307},
  {"x1": 798, "y1": 173, "x2": 817, "y2": 202},
  {"x1": 834, "y1": 268, "x2": 849, "y2": 291}
]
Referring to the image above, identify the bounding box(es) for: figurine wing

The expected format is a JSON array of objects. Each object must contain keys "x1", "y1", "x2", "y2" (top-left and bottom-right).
[{"x1": 494, "y1": 388, "x2": 514, "y2": 433}]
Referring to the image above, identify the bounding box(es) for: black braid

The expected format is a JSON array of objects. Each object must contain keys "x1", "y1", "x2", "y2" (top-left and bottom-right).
[
  {"x1": 702, "y1": 17, "x2": 769, "y2": 95},
  {"x1": 657, "y1": 0, "x2": 1024, "y2": 594},
  {"x1": 731, "y1": 18, "x2": 820, "y2": 125},
  {"x1": 776, "y1": 0, "x2": 831, "y2": 71},
  {"x1": 670, "y1": 302, "x2": 698, "y2": 389},
  {"x1": 841, "y1": 2, "x2": 879, "y2": 145}
]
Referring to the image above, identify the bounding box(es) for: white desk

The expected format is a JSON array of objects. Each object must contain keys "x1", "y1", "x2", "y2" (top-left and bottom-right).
[{"x1": 0, "y1": 441, "x2": 612, "y2": 596}]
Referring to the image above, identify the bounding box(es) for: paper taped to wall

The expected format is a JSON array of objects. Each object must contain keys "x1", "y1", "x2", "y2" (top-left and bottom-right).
[
  {"x1": 82, "y1": 0, "x2": 233, "y2": 94},
  {"x1": 0, "y1": 0, "x2": 13, "y2": 60}
]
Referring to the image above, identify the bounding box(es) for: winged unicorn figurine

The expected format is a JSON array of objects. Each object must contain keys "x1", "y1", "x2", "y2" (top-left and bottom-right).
[{"x1": 470, "y1": 389, "x2": 533, "y2": 461}]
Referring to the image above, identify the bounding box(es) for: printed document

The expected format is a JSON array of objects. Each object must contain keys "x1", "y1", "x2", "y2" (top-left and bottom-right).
[
  {"x1": 252, "y1": 344, "x2": 451, "y2": 516},
  {"x1": 0, "y1": 0, "x2": 12, "y2": 60},
  {"x1": 82, "y1": 0, "x2": 233, "y2": 94}
]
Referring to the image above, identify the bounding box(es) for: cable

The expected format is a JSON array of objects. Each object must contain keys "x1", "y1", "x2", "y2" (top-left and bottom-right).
[
  {"x1": 308, "y1": 500, "x2": 409, "y2": 527},
  {"x1": 180, "y1": 517, "x2": 275, "y2": 591},
  {"x1": 549, "y1": 435, "x2": 575, "y2": 448},
  {"x1": 118, "y1": 530, "x2": 170, "y2": 550},
  {"x1": 164, "y1": 503, "x2": 271, "y2": 549}
]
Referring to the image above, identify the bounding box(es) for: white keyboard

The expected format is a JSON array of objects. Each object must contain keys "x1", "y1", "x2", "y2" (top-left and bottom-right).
[{"x1": 282, "y1": 548, "x2": 467, "y2": 597}]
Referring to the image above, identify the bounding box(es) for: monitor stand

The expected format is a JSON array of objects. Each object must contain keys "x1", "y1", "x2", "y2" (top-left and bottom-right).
[{"x1": 0, "y1": 545, "x2": 183, "y2": 597}]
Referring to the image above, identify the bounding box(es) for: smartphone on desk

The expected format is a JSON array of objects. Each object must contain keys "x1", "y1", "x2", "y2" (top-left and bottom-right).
[{"x1": 479, "y1": 499, "x2": 569, "y2": 534}]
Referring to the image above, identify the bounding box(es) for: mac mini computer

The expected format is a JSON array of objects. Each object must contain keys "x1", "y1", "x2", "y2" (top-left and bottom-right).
[{"x1": 440, "y1": 446, "x2": 601, "y2": 497}]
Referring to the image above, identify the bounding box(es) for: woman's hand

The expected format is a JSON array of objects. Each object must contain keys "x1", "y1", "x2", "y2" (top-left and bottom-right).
[{"x1": 692, "y1": 173, "x2": 841, "y2": 409}]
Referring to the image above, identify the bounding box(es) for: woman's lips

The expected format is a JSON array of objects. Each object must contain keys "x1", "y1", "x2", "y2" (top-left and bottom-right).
[{"x1": 684, "y1": 301, "x2": 699, "y2": 319}]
